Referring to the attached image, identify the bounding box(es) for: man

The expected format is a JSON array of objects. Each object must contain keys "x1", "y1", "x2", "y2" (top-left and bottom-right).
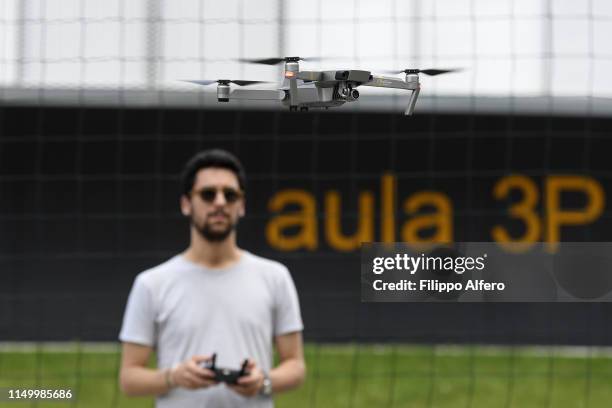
[{"x1": 118, "y1": 149, "x2": 305, "y2": 407}]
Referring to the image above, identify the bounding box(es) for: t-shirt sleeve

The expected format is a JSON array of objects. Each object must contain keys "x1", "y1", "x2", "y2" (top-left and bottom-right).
[
  {"x1": 118, "y1": 275, "x2": 156, "y2": 346},
  {"x1": 273, "y1": 266, "x2": 304, "y2": 336}
]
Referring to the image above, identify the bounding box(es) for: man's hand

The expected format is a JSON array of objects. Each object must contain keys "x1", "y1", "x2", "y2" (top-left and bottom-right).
[
  {"x1": 171, "y1": 355, "x2": 218, "y2": 390},
  {"x1": 228, "y1": 359, "x2": 265, "y2": 397}
]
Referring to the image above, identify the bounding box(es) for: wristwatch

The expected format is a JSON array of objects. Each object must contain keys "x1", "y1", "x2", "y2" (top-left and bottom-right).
[{"x1": 259, "y1": 373, "x2": 272, "y2": 396}]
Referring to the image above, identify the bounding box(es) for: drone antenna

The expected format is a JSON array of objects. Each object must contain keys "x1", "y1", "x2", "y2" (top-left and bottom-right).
[
  {"x1": 239, "y1": 359, "x2": 249, "y2": 376},
  {"x1": 209, "y1": 353, "x2": 217, "y2": 369}
]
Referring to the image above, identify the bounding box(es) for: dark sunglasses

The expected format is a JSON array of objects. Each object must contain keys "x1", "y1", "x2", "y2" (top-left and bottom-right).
[{"x1": 192, "y1": 187, "x2": 243, "y2": 204}]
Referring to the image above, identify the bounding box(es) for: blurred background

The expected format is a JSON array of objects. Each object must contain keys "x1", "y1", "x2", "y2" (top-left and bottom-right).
[{"x1": 1, "y1": 0, "x2": 612, "y2": 407}]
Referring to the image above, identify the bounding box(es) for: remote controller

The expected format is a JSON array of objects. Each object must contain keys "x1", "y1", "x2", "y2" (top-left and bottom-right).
[{"x1": 202, "y1": 353, "x2": 249, "y2": 384}]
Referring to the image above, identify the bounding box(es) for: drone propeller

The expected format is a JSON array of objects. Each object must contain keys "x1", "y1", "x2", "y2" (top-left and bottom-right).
[
  {"x1": 182, "y1": 79, "x2": 268, "y2": 86},
  {"x1": 383, "y1": 68, "x2": 461, "y2": 76},
  {"x1": 239, "y1": 56, "x2": 322, "y2": 65}
]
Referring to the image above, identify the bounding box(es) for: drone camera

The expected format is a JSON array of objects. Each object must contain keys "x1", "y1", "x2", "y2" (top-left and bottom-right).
[{"x1": 338, "y1": 85, "x2": 359, "y2": 102}]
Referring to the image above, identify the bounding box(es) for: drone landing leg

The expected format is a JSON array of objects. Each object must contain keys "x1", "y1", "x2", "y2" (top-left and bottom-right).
[
  {"x1": 289, "y1": 106, "x2": 298, "y2": 112},
  {"x1": 300, "y1": 107, "x2": 309, "y2": 112},
  {"x1": 405, "y1": 87, "x2": 420, "y2": 116}
]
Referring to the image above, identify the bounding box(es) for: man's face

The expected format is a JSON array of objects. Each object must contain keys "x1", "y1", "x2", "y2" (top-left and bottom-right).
[{"x1": 181, "y1": 167, "x2": 245, "y2": 242}]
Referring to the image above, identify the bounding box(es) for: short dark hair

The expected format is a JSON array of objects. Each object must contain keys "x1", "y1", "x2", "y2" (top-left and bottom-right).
[{"x1": 180, "y1": 149, "x2": 246, "y2": 196}]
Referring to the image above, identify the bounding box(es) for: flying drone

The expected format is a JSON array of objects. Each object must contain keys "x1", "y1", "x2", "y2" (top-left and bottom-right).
[{"x1": 184, "y1": 57, "x2": 458, "y2": 115}]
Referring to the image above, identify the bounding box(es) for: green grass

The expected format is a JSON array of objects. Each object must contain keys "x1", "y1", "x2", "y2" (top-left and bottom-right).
[{"x1": 1, "y1": 343, "x2": 611, "y2": 407}]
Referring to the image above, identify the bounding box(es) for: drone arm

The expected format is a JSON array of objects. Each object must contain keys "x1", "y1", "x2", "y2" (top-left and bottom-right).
[
  {"x1": 296, "y1": 71, "x2": 323, "y2": 81},
  {"x1": 288, "y1": 78, "x2": 299, "y2": 108},
  {"x1": 229, "y1": 89, "x2": 285, "y2": 101},
  {"x1": 360, "y1": 76, "x2": 416, "y2": 91},
  {"x1": 359, "y1": 75, "x2": 420, "y2": 115}
]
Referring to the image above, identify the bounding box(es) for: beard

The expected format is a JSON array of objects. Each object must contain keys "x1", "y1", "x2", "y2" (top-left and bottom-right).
[{"x1": 191, "y1": 212, "x2": 236, "y2": 242}]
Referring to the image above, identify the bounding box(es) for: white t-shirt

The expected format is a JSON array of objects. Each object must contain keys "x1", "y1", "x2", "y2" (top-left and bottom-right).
[{"x1": 119, "y1": 251, "x2": 304, "y2": 408}]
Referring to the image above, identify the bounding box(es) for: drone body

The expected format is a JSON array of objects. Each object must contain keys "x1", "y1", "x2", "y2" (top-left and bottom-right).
[{"x1": 185, "y1": 57, "x2": 456, "y2": 115}]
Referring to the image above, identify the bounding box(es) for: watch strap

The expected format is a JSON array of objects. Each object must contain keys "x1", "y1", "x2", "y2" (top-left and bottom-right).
[{"x1": 260, "y1": 373, "x2": 272, "y2": 396}]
